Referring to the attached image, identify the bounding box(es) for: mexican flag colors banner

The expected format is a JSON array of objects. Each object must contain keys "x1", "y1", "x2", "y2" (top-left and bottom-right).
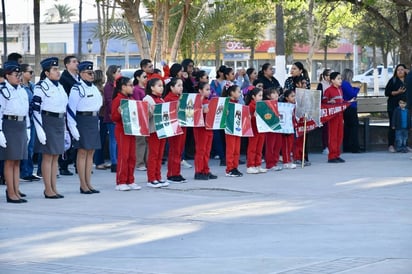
[
  {"x1": 273, "y1": 102, "x2": 295, "y2": 134},
  {"x1": 256, "y1": 100, "x2": 281, "y2": 133},
  {"x1": 120, "y1": 99, "x2": 150, "y2": 136},
  {"x1": 205, "y1": 97, "x2": 229, "y2": 129},
  {"x1": 153, "y1": 101, "x2": 183, "y2": 139},
  {"x1": 225, "y1": 103, "x2": 253, "y2": 137},
  {"x1": 178, "y1": 93, "x2": 204, "y2": 127}
]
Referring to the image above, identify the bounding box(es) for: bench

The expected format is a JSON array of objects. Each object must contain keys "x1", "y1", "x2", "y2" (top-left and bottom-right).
[{"x1": 356, "y1": 96, "x2": 387, "y2": 151}]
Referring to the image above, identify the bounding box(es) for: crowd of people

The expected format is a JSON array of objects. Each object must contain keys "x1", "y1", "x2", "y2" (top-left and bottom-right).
[{"x1": 0, "y1": 52, "x2": 409, "y2": 203}]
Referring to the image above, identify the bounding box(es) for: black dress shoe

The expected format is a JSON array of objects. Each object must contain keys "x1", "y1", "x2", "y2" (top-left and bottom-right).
[
  {"x1": 19, "y1": 191, "x2": 27, "y2": 197},
  {"x1": 89, "y1": 188, "x2": 100, "y2": 194},
  {"x1": 110, "y1": 164, "x2": 117, "y2": 173},
  {"x1": 19, "y1": 198, "x2": 27, "y2": 203},
  {"x1": 80, "y1": 188, "x2": 93, "y2": 194},
  {"x1": 60, "y1": 169, "x2": 73, "y2": 176},
  {"x1": 56, "y1": 194, "x2": 64, "y2": 198},
  {"x1": 44, "y1": 191, "x2": 59, "y2": 199},
  {"x1": 6, "y1": 190, "x2": 23, "y2": 203}
]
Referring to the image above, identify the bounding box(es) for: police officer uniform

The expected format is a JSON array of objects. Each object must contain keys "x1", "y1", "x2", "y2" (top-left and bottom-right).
[
  {"x1": 0, "y1": 61, "x2": 30, "y2": 160},
  {"x1": 67, "y1": 61, "x2": 102, "y2": 149},
  {"x1": 32, "y1": 57, "x2": 68, "y2": 155}
]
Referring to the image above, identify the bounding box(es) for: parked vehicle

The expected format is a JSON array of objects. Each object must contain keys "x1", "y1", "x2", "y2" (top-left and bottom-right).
[{"x1": 353, "y1": 66, "x2": 394, "y2": 89}]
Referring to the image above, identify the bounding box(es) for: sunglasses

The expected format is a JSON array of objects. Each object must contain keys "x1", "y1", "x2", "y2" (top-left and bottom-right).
[{"x1": 25, "y1": 71, "x2": 34, "y2": 75}]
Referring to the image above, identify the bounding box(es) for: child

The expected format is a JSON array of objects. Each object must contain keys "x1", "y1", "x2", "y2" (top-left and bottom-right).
[
  {"x1": 322, "y1": 72, "x2": 354, "y2": 163},
  {"x1": 245, "y1": 87, "x2": 267, "y2": 174},
  {"x1": 222, "y1": 85, "x2": 243, "y2": 177},
  {"x1": 281, "y1": 89, "x2": 297, "y2": 169},
  {"x1": 163, "y1": 77, "x2": 187, "y2": 183},
  {"x1": 193, "y1": 82, "x2": 218, "y2": 180},
  {"x1": 263, "y1": 87, "x2": 283, "y2": 171},
  {"x1": 292, "y1": 75, "x2": 311, "y2": 166},
  {"x1": 143, "y1": 78, "x2": 170, "y2": 187},
  {"x1": 111, "y1": 76, "x2": 141, "y2": 191},
  {"x1": 391, "y1": 97, "x2": 411, "y2": 153}
]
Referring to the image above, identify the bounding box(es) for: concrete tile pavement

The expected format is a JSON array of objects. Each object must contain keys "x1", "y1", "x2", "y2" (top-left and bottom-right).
[{"x1": 0, "y1": 151, "x2": 411, "y2": 273}]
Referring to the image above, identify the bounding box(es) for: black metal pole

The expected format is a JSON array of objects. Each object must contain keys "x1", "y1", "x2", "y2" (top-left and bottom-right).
[{"x1": 1, "y1": 0, "x2": 7, "y2": 61}]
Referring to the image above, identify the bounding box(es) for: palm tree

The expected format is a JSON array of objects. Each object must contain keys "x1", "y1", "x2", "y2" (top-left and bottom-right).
[{"x1": 54, "y1": 4, "x2": 76, "y2": 23}]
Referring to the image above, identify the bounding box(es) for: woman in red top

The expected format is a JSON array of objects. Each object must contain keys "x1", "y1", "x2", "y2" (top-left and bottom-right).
[
  {"x1": 245, "y1": 87, "x2": 267, "y2": 174},
  {"x1": 111, "y1": 77, "x2": 141, "y2": 191},
  {"x1": 163, "y1": 77, "x2": 187, "y2": 183}
]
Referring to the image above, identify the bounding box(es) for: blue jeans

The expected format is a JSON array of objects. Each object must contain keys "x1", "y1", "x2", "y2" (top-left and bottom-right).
[
  {"x1": 20, "y1": 123, "x2": 35, "y2": 177},
  {"x1": 395, "y1": 129, "x2": 408, "y2": 151},
  {"x1": 106, "y1": 122, "x2": 118, "y2": 164},
  {"x1": 94, "y1": 117, "x2": 108, "y2": 165}
]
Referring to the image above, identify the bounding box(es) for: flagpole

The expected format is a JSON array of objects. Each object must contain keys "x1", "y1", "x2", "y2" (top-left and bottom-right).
[{"x1": 302, "y1": 113, "x2": 307, "y2": 168}]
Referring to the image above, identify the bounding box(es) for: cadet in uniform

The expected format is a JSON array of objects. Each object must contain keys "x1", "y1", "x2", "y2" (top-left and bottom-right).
[
  {"x1": 0, "y1": 61, "x2": 30, "y2": 203},
  {"x1": 32, "y1": 57, "x2": 68, "y2": 199},
  {"x1": 67, "y1": 61, "x2": 102, "y2": 194}
]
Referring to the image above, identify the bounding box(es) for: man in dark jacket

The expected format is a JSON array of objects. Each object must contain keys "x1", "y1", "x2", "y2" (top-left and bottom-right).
[{"x1": 58, "y1": 55, "x2": 79, "y2": 175}]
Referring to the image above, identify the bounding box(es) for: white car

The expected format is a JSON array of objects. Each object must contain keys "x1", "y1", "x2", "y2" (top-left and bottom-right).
[{"x1": 353, "y1": 66, "x2": 394, "y2": 89}]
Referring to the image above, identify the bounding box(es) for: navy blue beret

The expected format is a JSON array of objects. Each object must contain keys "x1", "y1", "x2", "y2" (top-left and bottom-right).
[
  {"x1": 3, "y1": 61, "x2": 20, "y2": 74},
  {"x1": 40, "y1": 57, "x2": 59, "y2": 70},
  {"x1": 78, "y1": 61, "x2": 93, "y2": 72}
]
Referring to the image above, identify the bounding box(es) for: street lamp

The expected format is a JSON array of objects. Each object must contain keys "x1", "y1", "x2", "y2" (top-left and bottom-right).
[{"x1": 86, "y1": 38, "x2": 93, "y2": 54}]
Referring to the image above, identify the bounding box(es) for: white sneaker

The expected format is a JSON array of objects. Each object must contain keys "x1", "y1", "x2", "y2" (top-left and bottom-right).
[
  {"x1": 256, "y1": 166, "x2": 268, "y2": 173},
  {"x1": 116, "y1": 184, "x2": 131, "y2": 191},
  {"x1": 181, "y1": 160, "x2": 192, "y2": 168},
  {"x1": 283, "y1": 163, "x2": 296, "y2": 169},
  {"x1": 246, "y1": 167, "x2": 259, "y2": 174},
  {"x1": 271, "y1": 165, "x2": 283, "y2": 171},
  {"x1": 128, "y1": 183, "x2": 141, "y2": 190},
  {"x1": 158, "y1": 180, "x2": 170, "y2": 187},
  {"x1": 136, "y1": 166, "x2": 147, "y2": 171},
  {"x1": 146, "y1": 180, "x2": 163, "y2": 188},
  {"x1": 322, "y1": 148, "x2": 329, "y2": 155}
]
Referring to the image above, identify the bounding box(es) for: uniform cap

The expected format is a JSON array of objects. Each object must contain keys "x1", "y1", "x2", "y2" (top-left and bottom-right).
[
  {"x1": 3, "y1": 61, "x2": 21, "y2": 74},
  {"x1": 78, "y1": 61, "x2": 93, "y2": 72},
  {"x1": 40, "y1": 57, "x2": 59, "y2": 70}
]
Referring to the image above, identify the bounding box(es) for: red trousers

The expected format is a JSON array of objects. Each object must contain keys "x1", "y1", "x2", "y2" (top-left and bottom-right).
[
  {"x1": 282, "y1": 134, "x2": 294, "y2": 164},
  {"x1": 265, "y1": 132, "x2": 282, "y2": 169},
  {"x1": 225, "y1": 134, "x2": 240, "y2": 173},
  {"x1": 147, "y1": 133, "x2": 166, "y2": 182},
  {"x1": 115, "y1": 129, "x2": 136, "y2": 184},
  {"x1": 328, "y1": 113, "x2": 343, "y2": 160},
  {"x1": 194, "y1": 127, "x2": 213, "y2": 174},
  {"x1": 167, "y1": 128, "x2": 186, "y2": 177},
  {"x1": 247, "y1": 131, "x2": 265, "y2": 167}
]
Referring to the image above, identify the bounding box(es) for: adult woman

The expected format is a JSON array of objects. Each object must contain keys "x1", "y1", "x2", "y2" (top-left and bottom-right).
[
  {"x1": 181, "y1": 58, "x2": 196, "y2": 93},
  {"x1": 317, "y1": 69, "x2": 332, "y2": 154},
  {"x1": 132, "y1": 69, "x2": 148, "y2": 171},
  {"x1": 93, "y1": 69, "x2": 108, "y2": 169},
  {"x1": 341, "y1": 68, "x2": 361, "y2": 153},
  {"x1": 0, "y1": 61, "x2": 30, "y2": 203},
  {"x1": 33, "y1": 57, "x2": 68, "y2": 199},
  {"x1": 210, "y1": 65, "x2": 226, "y2": 98},
  {"x1": 241, "y1": 67, "x2": 258, "y2": 94},
  {"x1": 104, "y1": 65, "x2": 121, "y2": 172},
  {"x1": 385, "y1": 64, "x2": 407, "y2": 153},
  {"x1": 169, "y1": 63, "x2": 183, "y2": 79},
  {"x1": 20, "y1": 63, "x2": 40, "y2": 181},
  {"x1": 257, "y1": 63, "x2": 281, "y2": 91},
  {"x1": 67, "y1": 61, "x2": 103, "y2": 194},
  {"x1": 284, "y1": 61, "x2": 311, "y2": 166}
]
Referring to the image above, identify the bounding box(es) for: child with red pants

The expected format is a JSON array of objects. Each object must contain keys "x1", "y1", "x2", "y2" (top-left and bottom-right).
[
  {"x1": 245, "y1": 87, "x2": 267, "y2": 174},
  {"x1": 111, "y1": 76, "x2": 141, "y2": 191},
  {"x1": 193, "y1": 82, "x2": 218, "y2": 180},
  {"x1": 143, "y1": 78, "x2": 170, "y2": 188},
  {"x1": 223, "y1": 85, "x2": 243, "y2": 177},
  {"x1": 263, "y1": 88, "x2": 283, "y2": 171},
  {"x1": 163, "y1": 77, "x2": 187, "y2": 183},
  {"x1": 281, "y1": 89, "x2": 297, "y2": 169},
  {"x1": 322, "y1": 72, "x2": 354, "y2": 163}
]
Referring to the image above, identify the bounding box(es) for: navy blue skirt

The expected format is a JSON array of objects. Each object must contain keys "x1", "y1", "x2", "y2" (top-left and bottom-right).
[{"x1": 0, "y1": 119, "x2": 28, "y2": 160}]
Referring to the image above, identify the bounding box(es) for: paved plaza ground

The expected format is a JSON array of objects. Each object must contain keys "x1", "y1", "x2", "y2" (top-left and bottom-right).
[{"x1": 1, "y1": 151, "x2": 411, "y2": 274}]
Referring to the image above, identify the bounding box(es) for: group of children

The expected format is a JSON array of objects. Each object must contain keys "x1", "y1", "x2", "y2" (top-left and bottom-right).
[{"x1": 110, "y1": 65, "x2": 356, "y2": 191}]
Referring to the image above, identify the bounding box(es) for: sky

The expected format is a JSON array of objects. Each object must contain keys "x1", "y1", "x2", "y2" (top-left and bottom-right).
[{"x1": 3, "y1": 0, "x2": 99, "y2": 24}]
